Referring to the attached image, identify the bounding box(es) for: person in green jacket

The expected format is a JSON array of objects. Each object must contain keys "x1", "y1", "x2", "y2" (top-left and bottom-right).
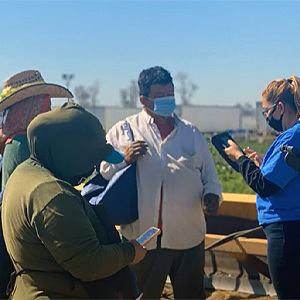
[
  {"x1": 0, "y1": 70, "x2": 73, "y2": 190},
  {"x1": 1, "y1": 102, "x2": 146, "y2": 299},
  {"x1": 0, "y1": 69, "x2": 73, "y2": 300}
]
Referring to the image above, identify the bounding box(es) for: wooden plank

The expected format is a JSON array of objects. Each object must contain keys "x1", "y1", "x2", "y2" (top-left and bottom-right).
[
  {"x1": 218, "y1": 193, "x2": 257, "y2": 220},
  {"x1": 205, "y1": 233, "x2": 267, "y2": 256},
  {"x1": 222, "y1": 193, "x2": 256, "y2": 203},
  {"x1": 77, "y1": 186, "x2": 257, "y2": 220}
]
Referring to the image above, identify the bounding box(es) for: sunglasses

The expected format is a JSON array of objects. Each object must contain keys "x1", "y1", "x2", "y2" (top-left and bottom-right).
[{"x1": 262, "y1": 103, "x2": 278, "y2": 118}]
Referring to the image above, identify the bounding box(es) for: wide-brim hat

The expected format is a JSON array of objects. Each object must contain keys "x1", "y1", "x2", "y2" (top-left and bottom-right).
[{"x1": 0, "y1": 70, "x2": 73, "y2": 111}]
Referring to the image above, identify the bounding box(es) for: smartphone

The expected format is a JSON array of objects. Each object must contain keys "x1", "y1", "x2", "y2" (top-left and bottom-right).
[
  {"x1": 212, "y1": 131, "x2": 245, "y2": 154},
  {"x1": 136, "y1": 226, "x2": 161, "y2": 246},
  {"x1": 211, "y1": 131, "x2": 245, "y2": 172},
  {"x1": 220, "y1": 135, "x2": 230, "y2": 148}
]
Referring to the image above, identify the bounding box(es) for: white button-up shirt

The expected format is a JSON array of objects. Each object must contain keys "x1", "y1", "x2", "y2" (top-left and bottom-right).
[{"x1": 100, "y1": 110, "x2": 222, "y2": 250}]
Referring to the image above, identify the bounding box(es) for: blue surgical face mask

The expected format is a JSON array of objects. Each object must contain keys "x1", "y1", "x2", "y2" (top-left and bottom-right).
[{"x1": 145, "y1": 96, "x2": 176, "y2": 117}]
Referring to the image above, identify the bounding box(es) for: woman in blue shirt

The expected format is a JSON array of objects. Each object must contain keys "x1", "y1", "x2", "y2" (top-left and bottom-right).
[{"x1": 225, "y1": 76, "x2": 300, "y2": 300}]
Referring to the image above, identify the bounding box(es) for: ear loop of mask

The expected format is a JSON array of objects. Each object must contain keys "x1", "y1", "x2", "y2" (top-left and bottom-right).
[
  {"x1": 144, "y1": 96, "x2": 155, "y2": 113},
  {"x1": 142, "y1": 96, "x2": 155, "y2": 113},
  {"x1": 143, "y1": 96, "x2": 153, "y2": 104}
]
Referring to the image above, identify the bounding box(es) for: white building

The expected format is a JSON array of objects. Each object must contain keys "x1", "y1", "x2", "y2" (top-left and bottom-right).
[{"x1": 84, "y1": 104, "x2": 243, "y2": 133}]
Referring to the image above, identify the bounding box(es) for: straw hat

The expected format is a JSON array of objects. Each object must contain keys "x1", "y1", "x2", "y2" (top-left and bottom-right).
[{"x1": 0, "y1": 70, "x2": 73, "y2": 111}]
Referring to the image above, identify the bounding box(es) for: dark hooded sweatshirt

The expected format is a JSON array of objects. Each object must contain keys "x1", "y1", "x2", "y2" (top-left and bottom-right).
[{"x1": 1, "y1": 103, "x2": 135, "y2": 299}]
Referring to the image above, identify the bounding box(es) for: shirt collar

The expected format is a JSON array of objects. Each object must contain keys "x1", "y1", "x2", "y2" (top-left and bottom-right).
[{"x1": 140, "y1": 108, "x2": 180, "y2": 127}]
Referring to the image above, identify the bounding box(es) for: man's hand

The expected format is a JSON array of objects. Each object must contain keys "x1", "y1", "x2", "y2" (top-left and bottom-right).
[
  {"x1": 124, "y1": 141, "x2": 148, "y2": 164},
  {"x1": 203, "y1": 193, "x2": 220, "y2": 215},
  {"x1": 129, "y1": 240, "x2": 147, "y2": 265}
]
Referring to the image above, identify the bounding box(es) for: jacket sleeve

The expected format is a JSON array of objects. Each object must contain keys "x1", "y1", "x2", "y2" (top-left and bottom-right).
[
  {"x1": 33, "y1": 192, "x2": 135, "y2": 281},
  {"x1": 195, "y1": 129, "x2": 223, "y2": 202},
  {"x1": 237, "y1": 155, "x2": 280, "y2": 197}
]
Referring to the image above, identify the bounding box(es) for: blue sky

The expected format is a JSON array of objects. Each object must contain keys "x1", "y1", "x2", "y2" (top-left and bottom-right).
[{"x1": 1, "y1": 0, "x2": 300, "y2": 107}]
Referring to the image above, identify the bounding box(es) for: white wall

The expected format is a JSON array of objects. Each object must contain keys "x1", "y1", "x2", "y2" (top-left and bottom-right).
[
  {"x1": 86, "y1": 106, "x2": 104, "y2": 124},
  {"x1": 181, "y1": 105, "x2": 240, "y2": 133},
  {"x1": 82, "y1": 104, "x2": 256, "y2": 134},
  {"x1": 256, "y1": 101, "x2": 273, "y2": 134},
  {"x1": 241, "y1": 115, "x2": 256, "y2": 131},
  {"x1": 103, "y1": 107, "x2": 141, "y2": 131}
]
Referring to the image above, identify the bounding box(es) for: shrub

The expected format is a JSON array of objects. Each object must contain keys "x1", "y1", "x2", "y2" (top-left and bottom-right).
[{"x1": 207, "y1": 136, "x2": 274, "y2": 194}]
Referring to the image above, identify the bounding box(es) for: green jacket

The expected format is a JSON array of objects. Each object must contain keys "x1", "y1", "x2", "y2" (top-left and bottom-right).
[
  {"x1": 1, "y1": 134, "x2": 29, "y2": 188},
  {"x1": 1, "y1": 103, "x2": 135, "y2": 299}
]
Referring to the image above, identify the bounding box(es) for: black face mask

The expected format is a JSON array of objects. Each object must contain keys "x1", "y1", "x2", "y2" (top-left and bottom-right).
[{"x1": 266, "y1": 114, "x2": 283, "y2": 132}]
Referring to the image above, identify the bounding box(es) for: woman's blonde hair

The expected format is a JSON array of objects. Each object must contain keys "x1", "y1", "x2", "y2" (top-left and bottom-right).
[
  {"x1": 289, "y1": 76, "x2": 300, "y2": 113},
  {"x1": 262, "y1": 76, "x2": 300, "y2": 114}
]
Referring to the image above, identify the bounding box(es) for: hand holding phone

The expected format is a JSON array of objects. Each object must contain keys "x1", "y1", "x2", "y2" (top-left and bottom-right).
[
  {"x1": 129, "y1": 240, "x2": 147, "y2": 265},
  {"x1": 211, "y1": 132, "x2": 245, "y2": 172},
  {"x1": 136, "y1": 226, "x2": 161, "y2": 246},
  {"x1": 224, "y1": 139, "x2": 245, "y2": 162}
]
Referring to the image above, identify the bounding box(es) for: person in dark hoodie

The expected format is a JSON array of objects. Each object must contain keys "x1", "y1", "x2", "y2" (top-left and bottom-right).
[{"x1": 1, "y1": 102, "x2": 146, "y2": 299}]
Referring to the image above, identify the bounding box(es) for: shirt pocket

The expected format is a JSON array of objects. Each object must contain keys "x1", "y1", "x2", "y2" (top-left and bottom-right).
[{"x1": 167, "y1": 153, "x2": 199, "y2": 175}]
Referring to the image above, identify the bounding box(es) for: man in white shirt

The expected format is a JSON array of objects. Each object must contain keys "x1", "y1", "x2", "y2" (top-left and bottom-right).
[{"x1": 100, "y1": 66, "x2": 222, "y2": 299}]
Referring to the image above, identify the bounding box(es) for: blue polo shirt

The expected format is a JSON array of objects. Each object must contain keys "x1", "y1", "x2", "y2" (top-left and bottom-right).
[{"x1": 257, "y1": 121, "x2": 300, "y2": 225}]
